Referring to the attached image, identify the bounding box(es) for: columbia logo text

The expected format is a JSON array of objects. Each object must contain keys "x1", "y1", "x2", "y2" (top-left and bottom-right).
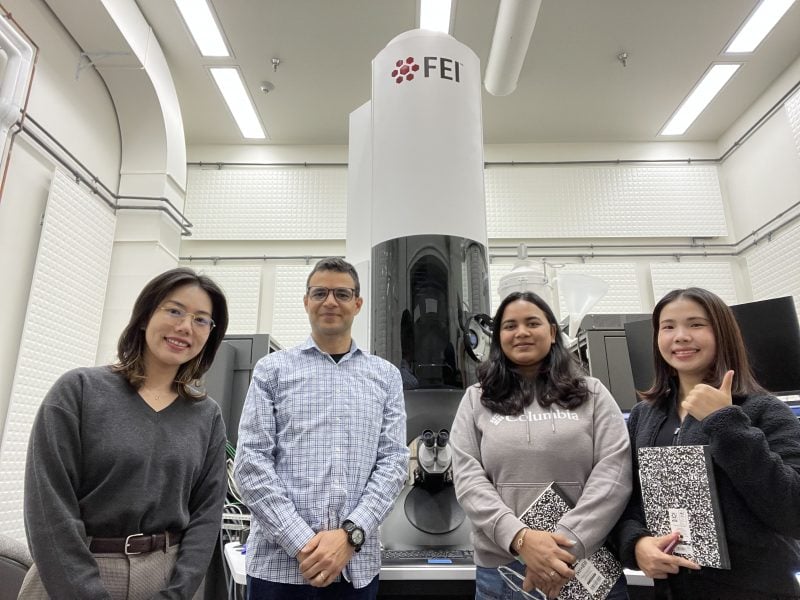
[{"x1": 491, "y1": 409, "x2": 579, "y2": 425}]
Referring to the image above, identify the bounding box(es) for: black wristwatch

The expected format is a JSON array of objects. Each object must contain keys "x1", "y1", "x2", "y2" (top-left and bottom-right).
[{"x1": 342, "y1": 520, "x2": 365, "y2": 552}]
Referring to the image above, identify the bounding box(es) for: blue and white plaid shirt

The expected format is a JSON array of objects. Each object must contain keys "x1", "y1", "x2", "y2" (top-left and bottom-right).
[{"x1": 233, "y1": 337, "x2": 409, "y2": 588}]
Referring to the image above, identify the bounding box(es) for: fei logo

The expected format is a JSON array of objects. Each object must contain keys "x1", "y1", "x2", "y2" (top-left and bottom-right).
[{"x1": 391, "y1": 56, "x2": 462, "y2": 84}]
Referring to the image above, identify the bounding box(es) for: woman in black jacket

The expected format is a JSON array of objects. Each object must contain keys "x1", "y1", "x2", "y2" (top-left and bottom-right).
[{"x1": 613, "y1": 287, "x2": 800, "y2": 599}]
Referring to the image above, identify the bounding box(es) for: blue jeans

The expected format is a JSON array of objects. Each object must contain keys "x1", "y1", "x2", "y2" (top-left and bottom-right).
[
  {"x1": 246, "y1": 574, "x2": 379, "y2": 600},
  {"x1": 475, "y1": 560, "x2": 629, "y2": 600}
]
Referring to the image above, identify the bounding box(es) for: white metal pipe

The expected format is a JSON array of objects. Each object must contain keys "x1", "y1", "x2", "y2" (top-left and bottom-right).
[{"x1": 484, "y1": 0, "x2": 542, "y2": 96}]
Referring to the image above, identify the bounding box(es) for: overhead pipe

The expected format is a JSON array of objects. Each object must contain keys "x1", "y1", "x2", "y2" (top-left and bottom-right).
[
  {"x1": 0, "y1": 4, "x2": 38, "y2": 205},
  {"x1": 484, "y1": 0, "x2": 542, "y2": 96},
  {"x1": 20, "y1": 115, "x2": 193, "y2": 235}
]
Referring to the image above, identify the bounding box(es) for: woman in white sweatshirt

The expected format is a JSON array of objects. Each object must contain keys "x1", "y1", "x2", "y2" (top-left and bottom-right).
[{"x1": 451, "y1": 291, "x2": 632, "y2": 600}]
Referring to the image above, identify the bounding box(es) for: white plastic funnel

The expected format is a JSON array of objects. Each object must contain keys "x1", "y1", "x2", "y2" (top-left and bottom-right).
[{"x1": 558, "y1": 273, "x2": 609, "y2": 338}]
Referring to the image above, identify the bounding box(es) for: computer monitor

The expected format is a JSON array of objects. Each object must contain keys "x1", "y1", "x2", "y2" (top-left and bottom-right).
[
  {"x1": 732, "y1": 296, "x2": 800, "y2": 395},
  {"x1": 624, "y1": 296, "x2": 800, "y2": 396},
  {"x1": 624, "y1": 318, "x2": 656, "y2": 395}
]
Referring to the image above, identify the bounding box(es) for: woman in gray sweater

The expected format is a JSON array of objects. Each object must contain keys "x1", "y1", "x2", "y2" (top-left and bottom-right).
[
  {"x1": 451, "y1": 291, "x2": 632, "y2": 600},
  {"x1": 19, "y1": 267, "x2": 229, "y2": 599}
]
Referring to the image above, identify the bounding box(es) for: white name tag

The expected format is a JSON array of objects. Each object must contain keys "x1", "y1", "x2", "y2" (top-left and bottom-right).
[{"x1": 574, "y1": 558, "x2": 605, "y2": 595}]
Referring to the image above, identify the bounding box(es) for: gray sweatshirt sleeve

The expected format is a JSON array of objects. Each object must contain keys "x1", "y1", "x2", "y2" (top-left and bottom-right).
[
  {"x1": 555, "y1": 379, "x2": 632, "y2": 559},
  {"x1": 451, "y1": 387, "x2": 522, "y2": 555},
  {"x1": 24, "y1": 371, "x2": 112, "y2": 599},
  {"x1": 155, "y1": 405, "x2": 227, "y2": 599}
]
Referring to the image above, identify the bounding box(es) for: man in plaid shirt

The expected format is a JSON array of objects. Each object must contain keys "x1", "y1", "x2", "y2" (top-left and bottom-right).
[{"x1": 234, "y1": 257, "x2": 409, "y2": 599}]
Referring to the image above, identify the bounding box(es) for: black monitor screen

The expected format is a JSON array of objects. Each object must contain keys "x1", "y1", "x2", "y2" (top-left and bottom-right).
[
  {"x1": 624, "y1": 296, "x2": 800, "y2": 396},
  {"x1": 624, "y1": 318, "x2": 656, "y2": 394}
]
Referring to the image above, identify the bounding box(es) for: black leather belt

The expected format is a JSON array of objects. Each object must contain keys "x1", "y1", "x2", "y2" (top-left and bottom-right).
[{"x1": 89, "y1": 531, "x2": 183, "y2": 555}]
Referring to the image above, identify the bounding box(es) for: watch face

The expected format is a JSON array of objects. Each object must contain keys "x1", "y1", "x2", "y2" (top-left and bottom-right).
[{"x1": 351, "y1": 527, "x2": 365, "y2": 546}]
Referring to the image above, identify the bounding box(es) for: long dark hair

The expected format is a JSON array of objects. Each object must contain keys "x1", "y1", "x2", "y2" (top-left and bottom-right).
[
  {"x1": 478, "y1": 291, "x2": 589, "y2": 416},
  {"x1": 640, "y1": 287, "x2": 764, "y2": 408},
  {"x1": 113, "y1": 267, "x2": 229, "y2": 399}
]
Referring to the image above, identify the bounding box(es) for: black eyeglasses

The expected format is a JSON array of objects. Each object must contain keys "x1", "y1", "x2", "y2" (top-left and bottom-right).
[{"x1": 306, "y1": 287, "x2": 357, "y2": 303}]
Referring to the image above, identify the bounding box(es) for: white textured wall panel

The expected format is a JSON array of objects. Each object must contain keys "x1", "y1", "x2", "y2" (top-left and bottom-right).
[
  {"x1": 786, "y1": 88, "x2": 800, "y2": 158},
  {"x1": 185, "y1": 163, "x2": 728, "y2": 242},
  {"x1": 271, "y1": 265, "x2": 313, "y2": 348},
  {"x1": 557, "y1": 263, "x2": 642, "y2": 317},
  {"x1": 650, "y1": 262, "x2": 737, "y2": 304},
  {"x1": 0, "y1": 169, "x2": 116, "y2": 539},
  {"x1": 183, "y1": 263, "x2": 262, "y2": 334},
  {"x1": 185, "y1": 167, "x2": 347, "y2": 240},
  {"x1": 746, "y1": 223, "x2": 800, "y2": 316},
  {"x1": 485, "y1": 165, "x2": 727, "y2": 238}
]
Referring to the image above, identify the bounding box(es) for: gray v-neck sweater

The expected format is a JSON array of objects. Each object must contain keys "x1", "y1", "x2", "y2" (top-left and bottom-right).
[{"x1": 24, "y1": 366, "x2": 227, "y2": 599}]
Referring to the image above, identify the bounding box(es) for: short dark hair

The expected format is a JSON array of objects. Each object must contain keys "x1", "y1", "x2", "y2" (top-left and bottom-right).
[
  {"x1": 306, "y1": 257, "x2": 360, "y2": 296},
  {"x1": 641, "y1": 287, "x2": 764, "y2": 408},
  {"x1": 477, "y1": 291, "x2": 589, "y2": 416},
  {"x1": 113, "y1": 267, "x2": 229, "y2": 399}
]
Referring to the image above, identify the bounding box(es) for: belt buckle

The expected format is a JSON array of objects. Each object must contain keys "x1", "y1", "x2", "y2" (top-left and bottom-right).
[{"x1": 124, "y1": 533, "x2": 144, "y2": 555}]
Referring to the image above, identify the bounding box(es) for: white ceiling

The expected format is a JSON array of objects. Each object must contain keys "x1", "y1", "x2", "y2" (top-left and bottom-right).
[{"x1": 133, "y1": 0, "x2": 800, "y2": 146}]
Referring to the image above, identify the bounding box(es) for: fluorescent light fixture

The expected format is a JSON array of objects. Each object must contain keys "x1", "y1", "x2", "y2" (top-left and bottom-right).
[
  {"x1": 660, "y1": 64, "x2": 741, "y2": 136},
  {"x1": 726, "y1": 0, "x2": 796, "y2": 53},
  {"x1": 210, "y1": 68, "x2": 266, "y2": 139},
  {"x1": 175, "y1": 0, "x2": 229, "y2": 57},
  {"x1": 419, "y1": 0, "x2": 453, "y2": 33}
]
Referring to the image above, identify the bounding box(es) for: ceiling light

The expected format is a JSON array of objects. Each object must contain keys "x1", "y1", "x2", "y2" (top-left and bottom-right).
[
  {"x1": 419, "y1": 0, "x2": 453, "y2": 33},
  {"x1": 210, "y1": 68, "x2": 266, "y2": 139},
  {"x1": 175, "y1": 0, "x2": 229, "y2": 57},
  {"x1": 726, "y1": 0, "x2": 796, "y2": 53},
  {"x1": 660, "y1": 64, "x2": 741, "y2": 136}
]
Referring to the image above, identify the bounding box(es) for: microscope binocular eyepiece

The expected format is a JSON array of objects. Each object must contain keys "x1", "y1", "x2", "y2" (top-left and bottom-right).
[
  {"x1": 436, "y1": 429, "x2": 449, "y2": 448},
  {"x1": 422, "y1": 429, "x2": 436, "y2": 448},
  {"x1": 422, "y1": 429, "x2": 449, "y2": 448}
]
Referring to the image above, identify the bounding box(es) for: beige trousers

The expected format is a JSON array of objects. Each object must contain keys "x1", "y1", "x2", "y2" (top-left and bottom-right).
[{"x1": 17, "y1": 543, "x2": 204, "y2": 600}]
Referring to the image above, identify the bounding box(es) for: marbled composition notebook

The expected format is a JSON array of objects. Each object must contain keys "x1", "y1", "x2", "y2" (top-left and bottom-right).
[
  {"x1": 637, "y1": 445, "x2": 730, "y2": 569},
  {"x1": 518, "y1": 483, "x2": 623, "y2": 600}
]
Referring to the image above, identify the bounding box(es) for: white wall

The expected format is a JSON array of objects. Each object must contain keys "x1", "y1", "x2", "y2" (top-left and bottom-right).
[
  {"x1": 0, "y1": 0, "x2": 121, "y2": 433},
  {"x1": 719, "y1": 55, "x2": 800, "y2": 240},
  {"x1": 179, "y1": 141, "x2": 741, "y2": 348},
  {"x1": 720, "y1": 56, "x2": 800, "y2": 310}
]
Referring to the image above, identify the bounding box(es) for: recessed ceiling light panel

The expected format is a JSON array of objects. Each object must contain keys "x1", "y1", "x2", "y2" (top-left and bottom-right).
[
  {"x1": 210, "y1": 67, "x2": 266, "y2": 139},
  {"x1": 175, "y1": 0, "x2": 229, "y2": 57},
  {"x1": 726, "y1": 0, "x2": 796, "y2": 53},
  {"x1": 660, "y1": 64, "x2": 741, "y2": 136},
  {"x1": 419, "y1": 0, "x2": 453, "y2": 34}
]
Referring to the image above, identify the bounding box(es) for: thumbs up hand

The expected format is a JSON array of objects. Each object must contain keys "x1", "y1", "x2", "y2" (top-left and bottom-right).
[{"x1": 682, "y1": 370, "x2": 734, "y2": 421}]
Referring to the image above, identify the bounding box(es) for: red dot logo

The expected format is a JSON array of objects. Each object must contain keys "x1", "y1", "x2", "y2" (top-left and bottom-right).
[{"x1": 391, "y1": 57, "x2": 417, "y2": 84}]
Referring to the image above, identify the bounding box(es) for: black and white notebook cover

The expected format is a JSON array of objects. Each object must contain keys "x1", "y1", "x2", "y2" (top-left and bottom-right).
[
  {"x1": 637, "y1": 445, "x2": 730, "y2": 569},
  {"x1": 518, "y1": 482, "x2": 623, "y2": 600}
]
